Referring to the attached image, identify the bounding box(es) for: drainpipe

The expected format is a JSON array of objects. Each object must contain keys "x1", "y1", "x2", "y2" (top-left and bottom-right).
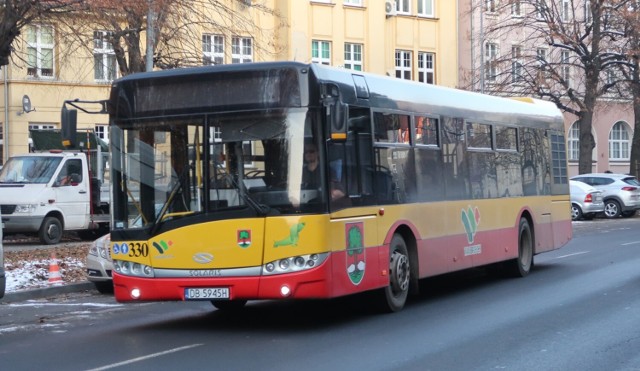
[{"x1": 3, "y1": 65, "x2": 8, "y2": 164}]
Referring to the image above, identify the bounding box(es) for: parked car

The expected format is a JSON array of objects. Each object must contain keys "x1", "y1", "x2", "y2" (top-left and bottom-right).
[
  {"x1": 86, "y1": 233, "x2": 112, "y2": 294},
  {"x1": 570, "y1": 173, "x2": 640, "y2": 218},
  {"x1": 569, "y1": 180, "x2": 604, "y2": 221}
]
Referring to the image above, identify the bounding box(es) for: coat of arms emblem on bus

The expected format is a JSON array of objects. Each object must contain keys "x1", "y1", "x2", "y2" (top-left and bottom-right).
[
  {"x1": 237, "y1": 229, "x2": 251, "y2": 248},
  {"x1": 274, "y1": 222, "x2": 306, "y2": 247},
  {"x1": 461, "y1": 206, "x2": 481, "y2": 244},
  {"x1": 346, "y1": 222, "x2": 365, "y2": 285}
]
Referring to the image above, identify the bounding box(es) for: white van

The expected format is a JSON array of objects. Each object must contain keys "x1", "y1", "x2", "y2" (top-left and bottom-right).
[{"x1": 0, "y1": 151, "x2": 109, "y2": 244}]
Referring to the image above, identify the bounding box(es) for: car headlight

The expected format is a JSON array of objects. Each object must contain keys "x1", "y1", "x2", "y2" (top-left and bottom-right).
[
  {"x1": 89, "y1": 241, "x2": 99, "y2": 256},
  {"x1": 262, "y1": 253, "x2": 328, "y2": 275},
  {"x1": 14, "y1": 204, "x2": 36, "y2": 213}
]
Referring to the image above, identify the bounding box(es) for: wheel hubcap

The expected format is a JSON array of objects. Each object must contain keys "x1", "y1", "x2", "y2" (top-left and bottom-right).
[
  {"x1": 47, "y1": 224, "x2": 60, "y2": 240},
  {"x1": 390, "y1": 251, "x2": 409, "y2": 293}
]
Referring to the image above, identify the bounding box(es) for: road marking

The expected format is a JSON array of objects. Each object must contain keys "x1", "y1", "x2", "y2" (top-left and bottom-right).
[
  {"x1": 86, "y1": 343, "x2": 204, "y2": 371},
  {"x1": 621, "y1": 241, "x2": 640, "y2": 246},
  {"x1": 551, "y1": 251, "x2": 589, "y2": 260}
]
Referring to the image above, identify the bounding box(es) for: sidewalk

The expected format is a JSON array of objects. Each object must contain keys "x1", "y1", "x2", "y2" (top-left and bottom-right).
[{"x1": 2, "y1": 234, "x2": 96, "y2": 303}]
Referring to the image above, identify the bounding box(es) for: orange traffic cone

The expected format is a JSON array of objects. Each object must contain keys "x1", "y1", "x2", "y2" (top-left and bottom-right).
[{"x1": 48, "y1": 253, "x2": 63, "y2": 286}]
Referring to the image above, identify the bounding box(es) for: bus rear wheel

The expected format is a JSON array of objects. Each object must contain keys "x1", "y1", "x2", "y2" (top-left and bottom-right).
[
  {"x1": 507, "y1": 218, "x2": 533, "y2": 277},
  {"x1": 211, "y1": 299, "x2": 247, "y2": 311},
  {"x1": 379, "y1": 234, "x2": 410, "y2": 313}
]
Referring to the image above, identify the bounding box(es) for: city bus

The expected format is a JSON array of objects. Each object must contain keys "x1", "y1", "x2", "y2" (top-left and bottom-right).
[{"x1": 64, "y1": 61, "x2": 572, "y2": 312}]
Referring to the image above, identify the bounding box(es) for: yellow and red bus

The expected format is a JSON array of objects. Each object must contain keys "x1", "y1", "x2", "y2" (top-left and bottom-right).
[{"x1": 82, "y1": 62, "x2": 571, "y2": 312}]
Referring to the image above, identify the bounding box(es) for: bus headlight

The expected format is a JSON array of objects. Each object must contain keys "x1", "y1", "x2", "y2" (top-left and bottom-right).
[
  {"x1": 262, "y1": 253, "x2": 328, "y2": 275},
  {"x1": 113, "y1": 259, "x2": 154, "y2": 278}
]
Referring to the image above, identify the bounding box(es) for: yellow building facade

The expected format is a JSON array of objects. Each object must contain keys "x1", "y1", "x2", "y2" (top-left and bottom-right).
[{"x1": 0, "y1": 0, "x2": 458, "y2": 164}]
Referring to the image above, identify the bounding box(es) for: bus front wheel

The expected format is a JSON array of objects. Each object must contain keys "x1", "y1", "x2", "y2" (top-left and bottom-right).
[
  {"x1": 507, "y1": 218, "x2": 533, "y2": 278},
  {"x1": 379, "y1": 234, "x2": 410, "y2": 313}
]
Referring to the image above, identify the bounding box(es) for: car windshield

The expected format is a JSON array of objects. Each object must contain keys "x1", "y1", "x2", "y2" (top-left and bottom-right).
[{"x1": 0, "y1": 156, "x2": 62, "y2": 184}]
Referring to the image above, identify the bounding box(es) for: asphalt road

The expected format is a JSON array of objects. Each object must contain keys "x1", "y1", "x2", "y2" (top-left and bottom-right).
[{"x1": 0, "y1": 217, "x2": 639, "y2": 370}]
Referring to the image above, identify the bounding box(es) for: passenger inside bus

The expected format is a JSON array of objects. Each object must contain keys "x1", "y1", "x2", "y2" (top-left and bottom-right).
[{"x1": 302, "y1": 142, "x2": 320, "y2": 189}]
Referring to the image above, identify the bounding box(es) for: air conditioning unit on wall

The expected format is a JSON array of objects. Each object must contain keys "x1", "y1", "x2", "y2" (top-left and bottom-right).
[{"x1": 385, "y1": 1, "x2": 397, "y2": 17}]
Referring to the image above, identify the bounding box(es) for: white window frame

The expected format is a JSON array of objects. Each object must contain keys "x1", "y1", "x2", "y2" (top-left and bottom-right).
[
  {"x1": 312, "y1": 40, "x2": 331, "y2": 65},
  {"x1": 584, "y1": 0, "x2": 592, "y2": 23},
  {"x1": 511, "y1": 45, "x2": 523, "y2": 83},
  {"x1": 561, "y1": 49, "x2": 571, "y2": 86},
  {"x1": 26, "y1": 25, "x2": 54, "y2": 78},
  {"x1": 561, "y1": 0, "x2": 571, "y2": 22},
  {"x1": 485, "y1": 0, "x2": 496, "y2": 13},
  {"x1": 395, "y1": 50, "x2": 412, "y2": 80},
  {"x1": 418, "y1": 52, "x2": 435, "y2": 84},
  {"x1": 95, "y1": 124, "x2": 109, "y2": 143},
  {"x1": 567, "y1": 122, "x2": 579, "y2": 161},
  {"x1": 418, "y1": 0, "x2": 434, "y2": 17},
  {"x1": 484, "y1": 42, "x2": 498, "y2": 82},
  {"x1": 511, "y1": 0, "x2": 522, "y2": 16},
  {"x1": 232, "y1": 37, "x2": 253, "y2": 64},
  {"x1": 344, "y1": 43, "x2": 363, "y2": 71},
  {"x1": 396, "y1": 0, "x2": 411, "y2": 14},
  {"x1": 203, "y1": 34, "x2": 224, "y2": 65},
  {"x1": 343, "y1": 0, "x2": 362, "y2": 6},
  {"x1": 609, "y1": 121, "x2": 631, "y2": 160},
  {"x1": 93, "y1": 31, "x2": 117, "y2": 82},
  {"x1": 29, "y1": 124, "x2": 56, "y2": 131}
]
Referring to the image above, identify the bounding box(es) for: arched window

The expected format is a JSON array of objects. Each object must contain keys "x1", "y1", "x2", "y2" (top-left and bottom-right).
[
  {"x1": 567, "y1": 122, "x2": 579, "y2": 161},
  {"x1": 609, "y1": 121, "x2": 631, "y2": 160}
]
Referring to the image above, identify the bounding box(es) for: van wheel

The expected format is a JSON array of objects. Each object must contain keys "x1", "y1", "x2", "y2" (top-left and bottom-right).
[
  {"x1": 507, "y1": 218, "x2": 533, "y2": 277},
  {"x1": 39, "y1": 217, "x2": 62, "y2": 245},
  {"x1": 377, "y1": 234, "x2": 410, "y2": 313}
]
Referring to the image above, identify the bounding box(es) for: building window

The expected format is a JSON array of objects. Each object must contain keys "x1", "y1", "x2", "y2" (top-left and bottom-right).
[
  {"x1": 344, "y1": 43, "x2": 363, "y2": 71},
  {"x1": 95, "y1": 125, "x2": 109, "y2": 143},
  {"x1": 232, "y1": 37, "x2": 252, "y2": 64},
  {"x1": 584, "y1": 0, "x2": 592, "y2": 23},
  {"x1": 485, "y1": 0, "x2": 496, "y2": 12},
  {"x1": 344, "y1": 0, "x2": 362, "y2": 5},
  {"x1": 26, "y1": 25, "x2": 54, "y2": 78},
  {"x1": 396, "y1": 0, "x2": 411, "y2": 14},
  {"x1": 203, "y1": 34, "x2": 224, "y2": 65},
  {"x1": 395, "y1": 50, "x2": 412, "y2": 80},
  {"x1": 561, "y1": 0, "x2": 571, "y2": 22},
  {"x1": 418, "y1": 0, "x2": 434, "y2": 17},
  {"x1": 418, "y1": 52, "x2": 435, "y2": 84},
  {"x1": 94, "y1": 31, "x2": 117, "y2": 81},
  {"x1": 561, "y1": 50, "x2": 571, "y2": 86},
  {"x1": 29, "y1": 124, "x2": 56, "y2": 131},
  {"x1": 536, "y1": 48, "x2": 549, "y2": 83},
  {"x1": 312, "y1": 40, "x2": 331, "y2": 65},
  {"x1": 511, "y1": 0, "x2": 522, "y2": 16},
  {"x1": 484, "y1": 42, "x2": 498, "y2": 82},
  {"x1": 511, "y1": 45, "x2": 523, "y2": 83},
  {"x1": 567, "y1": 122, "x2": 579, "y2": 161},
  {"x1": 609, "y1": 121, "x2": 631, "y2": 160}
]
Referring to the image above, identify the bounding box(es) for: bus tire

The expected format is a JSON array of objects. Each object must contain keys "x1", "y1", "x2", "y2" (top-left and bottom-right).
[
  {"x1": 379, "y1": 234, "x2": 410, "y2": 313},
  {"x1": 507, "y1": 218, "x2": 533, "y2": 278},
  {"x1": 211, "y1": 299, "x2": 247, "y2": 311},
  {"x1": 39, "y1": 216, "x2": 63, "y2": 245}
]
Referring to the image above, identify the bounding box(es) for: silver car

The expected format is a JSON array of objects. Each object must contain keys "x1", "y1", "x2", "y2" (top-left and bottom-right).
[
  {"x1": 86, "y1": 233, "x2": 113, "y2": 294},
  {"x1": 570, "y1": 180, "x2": 604, "y2": 221},
  {"x1": 571, "y1": 173, "x2": 640, "y2": 218}
]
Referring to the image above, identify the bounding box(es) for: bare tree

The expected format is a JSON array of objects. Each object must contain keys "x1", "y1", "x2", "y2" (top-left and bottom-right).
[
  {"x1": 0, "y1": 0, "x2": 85, "y2": 66},
  {"x1": 464, "y1": 0, "x2": 627, "y2": 174},
  {"x1": 58, "y1": 0, "x2": 285, "y2": 77}
]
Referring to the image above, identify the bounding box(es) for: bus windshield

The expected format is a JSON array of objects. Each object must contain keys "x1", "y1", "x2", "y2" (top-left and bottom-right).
[{"x1": 111, "y1": 108, "x2": 327, "y2": 230}]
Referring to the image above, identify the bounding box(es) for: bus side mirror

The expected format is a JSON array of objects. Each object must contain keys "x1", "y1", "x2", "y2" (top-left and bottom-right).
[
  {"x1": 330, "y1": 102, "x2": 348, "y2": 141},
  {"x1": 61, "y1": 106, "x2": 77, "y2": 148}
]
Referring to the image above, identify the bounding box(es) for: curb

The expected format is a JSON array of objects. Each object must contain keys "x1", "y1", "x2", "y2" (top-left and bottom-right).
[{"x1": 0, "y1": 282, "x2": 96, "y2": 303}]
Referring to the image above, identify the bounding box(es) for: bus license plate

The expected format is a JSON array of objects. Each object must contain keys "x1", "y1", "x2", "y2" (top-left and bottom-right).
[{"x1": 185, "y1": 288, "x2": 230, "y2": 300}]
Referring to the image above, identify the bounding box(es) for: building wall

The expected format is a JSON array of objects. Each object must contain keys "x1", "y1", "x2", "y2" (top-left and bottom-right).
[{"x1": 1, "y1": 0, "x2": 459, "y2": 163}]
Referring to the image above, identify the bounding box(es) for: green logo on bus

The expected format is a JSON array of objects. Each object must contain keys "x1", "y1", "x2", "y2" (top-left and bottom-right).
[
  {"x1": 274, "y1": 222, "x2": 306, "y2": 247},
  {"x1": 461, "y1": 206, "x2": 480, "y2": 244},
  {"x1": 152, "y1": 240, "x2": 172, "y2": 254},
  {"x1": 346, "y1": 222, "x2": 365, "y2": 285}
]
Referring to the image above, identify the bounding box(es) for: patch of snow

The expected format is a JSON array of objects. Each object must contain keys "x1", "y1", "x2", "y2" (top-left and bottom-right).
[{"x1": 5, "y1": 257, "x2": 84, "y2": 293}]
